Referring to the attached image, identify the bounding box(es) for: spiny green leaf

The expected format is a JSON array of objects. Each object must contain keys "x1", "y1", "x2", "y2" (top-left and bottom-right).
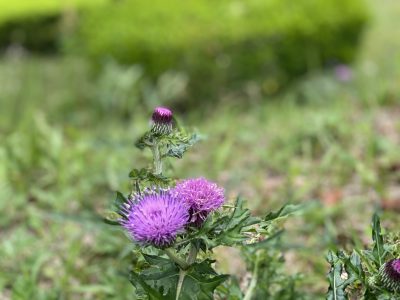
[
  {"x1": 102, "y1": 210, "x2": 121, "y2": 226},
  {"x1": 180, "y1": 268, "x2": 229, "y2": 300},
  {"x1": 371, "y1": 213, "x2": 385, "y2": 267},
  {"x1": 338, "y1": 251, "x2": 364, "y2": 284},
  {"x1": 326, "y1": 251, "x2": 356, "y2": 300},
  {"x1": 163, "y1": 132, "x2": 201, "y2": 159},
  {"x1": 142, "y1": 254, "x2": 171, "y2": 266},
  {"x1": 129, "y1": 271, "x2": 164, "y2": 300},
  {"x1": 264, "y1": 203, "x2": 307, "y2": 222},
  {"x1": 113, "y1": 191, "x2": 126, "y2": 211},
  {"x1": 247, "y1": 229, "x2": 284, "y2": 250},
  {"x1": 135, "y1": 132, "x2": 154, "y2": 150},
  {"x1": 129, "y1": 168, "x2": 171, "y2": 185}
]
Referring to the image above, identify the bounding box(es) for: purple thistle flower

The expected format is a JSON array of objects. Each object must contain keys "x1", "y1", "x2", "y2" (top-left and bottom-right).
[
  {"x1": 379, "y1": 258, "x2": 400, "y2": 292},
  {"x1": 119, "y1": 190, "x2": 189, "y2": 248},
  {"x1": 172, "y1": 177, "x2": 225, "y2": 225},
  {"x1": 151, "y1": 107, "x2": 173, "y2": 135}
]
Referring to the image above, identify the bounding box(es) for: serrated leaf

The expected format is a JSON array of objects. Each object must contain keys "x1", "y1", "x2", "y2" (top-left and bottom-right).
[
  {"x1": 129, "y1": 271, "x2": 164, "y2": 300},
  {"x1": 185, "y1": 198, "x2": 300, "y2": 250},
  {"x1": 247, "y1": 229, "x2": 284, "y2": 250},
  {"x1": 129, "y1": 168, "x2": 148, "y2": 180},
  {"x1": 264, "y1": 203, "x2": 306, "y2": 222},
  {"x1": 130, "y1": 259, "x2": 227, "y2": 300},
  {"x1": 371, "y1": 213, "x2": 385, "y2": 267},
  {"x1": 192, "y1": 259, "x2": 218, "y2": 276},
  {"x1": 180, "y1": 268, "x2": 229, "y2": 300},
  {"x1": 134, "y1": 259, "x2": 179, "y2": 297},
  {"x1": 129, "y1": 168, "x2": 171, "y2": 185},
  {"x1": 102, "y1": 210, "x2": 121, "y2": 226},
  {"x1": 114, "y1": 191, "x2": 127, "y2": 210},
  {"x1": 142, "y1": 254, "x2": 171, "y2": 266},
  {"x1": 163, "y1": 132, "x2": 201, "y2": 159},
  {"x1": 338, "y1": 251, "x2": 364, "y2": 283},
  {"x1": 135, "y1": 132, "x2": 153, "y2": 150},
  {"x1": 326, "y1": 251, "x2": 356, "y2": 300}
]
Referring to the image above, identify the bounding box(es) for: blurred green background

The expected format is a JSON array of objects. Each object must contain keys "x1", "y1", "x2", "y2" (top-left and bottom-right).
[{"x1": 0, "y1": 0, "x2": 399, "y2": 299}]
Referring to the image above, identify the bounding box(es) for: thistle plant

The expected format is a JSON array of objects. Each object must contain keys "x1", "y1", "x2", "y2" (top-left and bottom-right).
[
  {"x1": 326, "y1": 213, "x2": 400, "y2": 299},
  {"x1": 105, "y1": 107, "x2": 304, "y2": 299}
]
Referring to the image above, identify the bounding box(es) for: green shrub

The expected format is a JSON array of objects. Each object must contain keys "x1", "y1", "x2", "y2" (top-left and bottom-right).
[
  {"x1": 76, "y1": 0, "x2": 369, "y2": 101},
  {"x1": 0, "y1": 0, "x2": 108, "y2": 51}
]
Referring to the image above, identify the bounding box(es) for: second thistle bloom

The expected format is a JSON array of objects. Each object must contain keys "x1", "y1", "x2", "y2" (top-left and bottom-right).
[
  {"x1": 119, "y1": 191, "x2": 189, "y2": 248},
  {"x1": 172, "y1": 177, "x2": 225, "y2": 225},
  {"x1": 379, "y1": 258, "x2": 400, "y2": 292},
  {"x1": 151, "y1": 107, "x2": 173, "y2": 135}
]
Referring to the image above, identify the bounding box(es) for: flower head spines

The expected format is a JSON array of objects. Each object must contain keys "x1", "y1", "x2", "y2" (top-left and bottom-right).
[
  {"x1": 119, "y1": 190, "x2": 189, "y2": 248},
  {"x1": 151, "y1": 107, "x2": 173, "y2": 135},
  {"x1": 172, "y1": 177, "x2": 225, "y2": 225},
  {"x1": 379, "y1": 258, "x2": 400, "y2": 292}
]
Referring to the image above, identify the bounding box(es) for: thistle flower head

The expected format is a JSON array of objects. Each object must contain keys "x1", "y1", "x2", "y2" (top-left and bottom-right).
[
  {"x1": 172, "y1": 177, "x2": 225, "y2": 225},
  {"x1": 119, "y1": 190, "x2": 189, "y2": 248},
  {"x1": 379, "y1": 258, "x2": 400, "y2": 292},
  {"x1": 151, "y1": 107, "x2": 173, "y2": 134}
]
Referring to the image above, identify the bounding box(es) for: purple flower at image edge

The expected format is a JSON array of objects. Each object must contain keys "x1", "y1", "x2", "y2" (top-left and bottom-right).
[
  {"x1": 379, "y1": 258, "x2": 400, "y2": 292},
  {"x1": 172, "y1": 177, "x2": 225, "y2": 225},
  {"x1": 119, "y1": 190, "x2": 189, "y2": 248}
]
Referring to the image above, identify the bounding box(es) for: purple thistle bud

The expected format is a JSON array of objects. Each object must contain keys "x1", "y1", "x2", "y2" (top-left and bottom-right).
[
  {"x1": 151, "y1": 107, "x2": 173, "y2": 135},
  {"x1": 172, "y1": 177, "x2": 225, "y2": 225},
  {"x1": 379, "y1": 258, "x2": 400, "y2": 292},
  {"x1": 119, "y1": 190, "x2": 189, "y2": 248}
]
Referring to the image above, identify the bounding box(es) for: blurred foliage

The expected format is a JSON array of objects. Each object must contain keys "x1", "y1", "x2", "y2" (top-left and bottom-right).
[
  {"x1": 0, "y1": 0, "x2": 400, "y2": 299},
  {"x1": 75, "y1": 0, "x2": 369, "y2": 102},
  {"x1": 0, "y1": 0, "x2": 368, "y2": 103},
  {"x1": 0, "y1": 0, "x2": 109, "y2": 51}
]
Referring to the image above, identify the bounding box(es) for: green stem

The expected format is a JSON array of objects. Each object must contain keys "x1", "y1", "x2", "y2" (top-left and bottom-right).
[
  {"x1": 244, "y1": 250, "x2": 261, "y2": 300},
  {"x1": 176, "y1": 269, "x2": 187, "y2": 300},
  {"x1": 164, "y1": 248, "x2": 189, "y2": 270},
  {"x1": 187, "y1": 244, "x2": 198, "y2": 264},
  {"x1": 151, "y1": 140, "x2": 162, "y2": 175},
  {"x1": 175, "y1": 243, "x2": 198, "y2": 300}
]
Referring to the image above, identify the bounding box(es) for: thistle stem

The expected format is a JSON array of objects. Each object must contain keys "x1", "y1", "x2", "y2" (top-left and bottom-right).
[
  {"x1": 175, "y1": 243, "x2": 198, "y2": 300},
  {"x1": 244, "y1": 250, "x2": 261, "y2": 300},
  {"x1": 176, "y1": 270, "x2": 187, "y2": 300},
  {"x1": 187, "y1": 244, "x2": 198, "y2": 264},
  {"x1": 151, "y1": 140, "x2": 162, "y2": 175},
  {"x1": 164, "y1": 248, "x2": 189, "y2": 270}
]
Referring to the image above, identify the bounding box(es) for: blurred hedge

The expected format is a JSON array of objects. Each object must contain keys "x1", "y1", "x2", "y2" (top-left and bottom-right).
[
  {"x1": 0, "y1": 0, "x2": 108, "y2": 51},
  {"x1": 76, "y1": 0, "x2": 369, "y2": 100}
]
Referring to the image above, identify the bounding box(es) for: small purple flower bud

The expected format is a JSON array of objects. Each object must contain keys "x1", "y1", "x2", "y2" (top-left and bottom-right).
[
  {"x1": 379, "y1": 258, "x2": 400, "y2": 292},
  {"x1": 119, "y1": 190, "x2": 189, "y2": 248},
  {"x1": 172, "y1": 177, "x2": 225, "y2": 226},
  {"x1": 334, "y1": 64, "x2": 352, "y2": 82},
  {"x1": 151, "y1": 107, "x2": 173, "y2": 135}
]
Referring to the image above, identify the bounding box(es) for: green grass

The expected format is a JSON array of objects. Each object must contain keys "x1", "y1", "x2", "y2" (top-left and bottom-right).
[{"x1": 1, "y1": 0, "x2": 400, "y2": 298}]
